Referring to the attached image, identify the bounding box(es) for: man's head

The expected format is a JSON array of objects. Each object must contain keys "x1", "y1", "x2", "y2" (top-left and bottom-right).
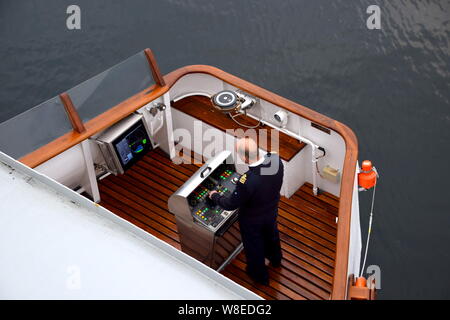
[{"x1": 236, "y1": 137, "x2": 260, "y2": 165}]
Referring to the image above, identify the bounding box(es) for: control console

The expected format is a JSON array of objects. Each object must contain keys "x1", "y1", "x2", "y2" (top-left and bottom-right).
[
  {"x1": 168, "y1": 151, "x2": 243, "y2": 270},
  {"x1": 188, "y1": 163, "x2": 240, "y2": 229}
]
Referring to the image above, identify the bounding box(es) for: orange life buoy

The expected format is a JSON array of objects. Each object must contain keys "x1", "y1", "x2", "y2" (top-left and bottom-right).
[
  {"x1": 358, "y1": 160, "x2": 377, "y2": 190},
  {"x1": 355, "y1": 276, "x2": 367, "y2": 288}
]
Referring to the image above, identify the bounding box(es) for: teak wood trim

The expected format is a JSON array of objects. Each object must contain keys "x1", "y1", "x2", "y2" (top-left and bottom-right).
[
  {"x1": 19, "y1": 63, "x2": 358, "y2": 300},
  {"x1": 144, "y1": 48, "x2": 166, "y2": 87},
  {"x1": 59, "y1": 93, "x2": 85, "y2": 133},
  {"x1": 171, "y1": 95, "x2": 307, "y2": 162}
]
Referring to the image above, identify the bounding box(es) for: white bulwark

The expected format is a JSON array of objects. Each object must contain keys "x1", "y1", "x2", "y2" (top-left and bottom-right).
[{"x1": 0, "y1": 151, "x2": 261, "y2": 300}]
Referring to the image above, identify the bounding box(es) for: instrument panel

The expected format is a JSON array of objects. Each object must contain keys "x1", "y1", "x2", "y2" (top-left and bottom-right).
[{"x1": 187, "y1": 163, "x2": 241, "y2": 229}]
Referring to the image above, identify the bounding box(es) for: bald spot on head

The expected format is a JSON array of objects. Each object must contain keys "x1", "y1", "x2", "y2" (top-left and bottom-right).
[{"x1": 236, "y1": 137, "x2": 260, "y2": 164}]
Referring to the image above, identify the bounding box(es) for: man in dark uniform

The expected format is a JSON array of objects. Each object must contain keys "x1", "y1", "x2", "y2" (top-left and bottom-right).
[{"x1": 209, "y1": 137, "x2": 284, "y2": 285}]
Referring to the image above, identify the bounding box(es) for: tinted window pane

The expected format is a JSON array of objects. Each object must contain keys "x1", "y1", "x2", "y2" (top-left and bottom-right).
[
  {"x1": 0, "y1": 96, "x2": 72, "y2": 159},
  {"x1": 67, "y1": 51, "x2": 154, "y2": 123}
]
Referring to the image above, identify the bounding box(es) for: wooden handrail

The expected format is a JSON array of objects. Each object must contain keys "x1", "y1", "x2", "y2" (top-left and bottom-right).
[
  {"x1": 19, "y1": 64, "x2": 357, "y2": 299},
  {"x1": 19, "y1": 85, "x2": 168, "y2": 168},
  {"x1": 59, "y1": 93, "x2": 85, "y2": 133},
  {"x1": 144, "y1": 48, "x2": 166, "y2": 87}
]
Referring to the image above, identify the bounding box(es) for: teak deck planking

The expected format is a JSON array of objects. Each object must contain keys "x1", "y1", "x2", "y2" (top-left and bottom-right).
[{"x1": 98, "y1": 148, "x2": 338, "y2": 300}]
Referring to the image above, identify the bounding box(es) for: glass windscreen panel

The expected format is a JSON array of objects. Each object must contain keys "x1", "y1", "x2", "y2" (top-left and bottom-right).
[
  {"x1": 67, "y1": 51, "x2": 154, "y2": 123},
  {"x1": 0, "y1": 51, "x2": 154, "y2": 160},
  {"x1": 0, "y1": 96, "x2": 72, "y2": 159}
]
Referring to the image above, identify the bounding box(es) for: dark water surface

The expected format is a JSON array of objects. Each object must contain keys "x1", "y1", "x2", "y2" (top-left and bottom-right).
[{"x1": 1, "y1": 0, "x2": 449, "y2": 299}]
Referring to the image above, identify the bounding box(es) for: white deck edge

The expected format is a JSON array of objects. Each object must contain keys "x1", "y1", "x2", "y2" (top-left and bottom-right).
[{"x1": 0, "y1": 151, "x2": 262, "y2": 300}]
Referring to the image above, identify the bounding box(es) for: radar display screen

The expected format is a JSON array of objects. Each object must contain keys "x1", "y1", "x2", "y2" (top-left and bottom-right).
[{"x1": 112, "y1": 120, "x2": 152, "y2": 171}]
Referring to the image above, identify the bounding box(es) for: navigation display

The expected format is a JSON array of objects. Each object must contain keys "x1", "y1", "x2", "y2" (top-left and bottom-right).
[{"x1": 112, "y1": 120, "x2": 152, "y2": 171}]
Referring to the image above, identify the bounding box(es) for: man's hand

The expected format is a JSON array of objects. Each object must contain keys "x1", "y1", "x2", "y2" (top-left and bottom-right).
[{"x1": 209, "y1": 190, "x2": 219, "y2": 199}]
